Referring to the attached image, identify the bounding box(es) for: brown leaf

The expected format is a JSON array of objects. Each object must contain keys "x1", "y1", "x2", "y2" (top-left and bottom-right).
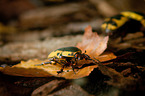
[
  {"x1": 31, "y1": 80, "x2": 65, "y2": 96},
  {"x1": 98, "y1": 63, "x2": 138, "y2": 90},
  {"x1": 76, "y1": 25, "x2": 109, "y2": 58},
  {"x1": 48, "y1": 84, "x2": 93, "y2": 96},
  {"x1": 109, "y1": 32, "x2": 145, "y2": 50}
]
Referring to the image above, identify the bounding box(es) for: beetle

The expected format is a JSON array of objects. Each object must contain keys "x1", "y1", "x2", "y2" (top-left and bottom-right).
[
  {"x1": 101, "y1": 14, "x2": 129, "y2": 35},
  {"x1": 101, "y1": 11, "x2": 145, "y2": 41},
  {"x1": 121, "y1": 11, "x2": 145, "y2": 27},
  {"x1": 36, "y1": 47, "x2": 91, "y2": 74}
]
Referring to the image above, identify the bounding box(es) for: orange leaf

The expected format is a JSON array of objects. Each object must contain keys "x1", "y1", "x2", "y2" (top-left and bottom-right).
[
  {"x1": 76, "y1": 25, "x2": 109, "y2": 58},
  {"x1": 96, "y1": 52, "x2": 117, "y2": 62},
  {"x1": 0, "y1": 59, "x2": 98, "y2": 79},
  {"x1": 0, "y1": 26, "x2": 115, "y2": 79},
  {"x1": 0, "y1": 59, "x2": 53, "y2": 77}
]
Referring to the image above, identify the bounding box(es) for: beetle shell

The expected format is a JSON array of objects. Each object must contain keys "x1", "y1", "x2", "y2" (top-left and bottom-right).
[
  {"x1": 121, "y1": 11, "x2": 144, "y2": 21},
  {"x1": 48, "y1": 47, "x2": 82, "y2": 58},
  {"x1": 121, "y1": 11, "x2": 145, "y2": 27},
  {"x1": 102, "y1": 11, "x2": 145, "y2": 37},
  {"x1": 101, "y1": 14, "x2": 129, "y2": 35}
]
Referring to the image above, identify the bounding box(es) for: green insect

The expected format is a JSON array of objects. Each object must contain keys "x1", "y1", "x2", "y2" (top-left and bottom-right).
[
  {"x1": 37, "y1": 47, "x2": 91, "y2": 74},
  {"x1": 101, "y1": 11, "x2": 145, "y2": 41}
]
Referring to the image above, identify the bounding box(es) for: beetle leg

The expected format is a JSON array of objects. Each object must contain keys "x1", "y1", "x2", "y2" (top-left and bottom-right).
[
  {"x1": 71, "y1": 65, "x2": 76, "y2": 74},
  {"x1": 49, "y1": 57, "x2": 66, "y2": 65},
  {"x1": 70, "y1": 60, "x2": 77, "y2": 74},
  {"x1": 57, "y1": 65, "x2": 65, "y2": 74},
  {"x1": 35, "y1": 57, "x2": 59, "y2": 66},
  {"x1": 57, "y1": 69, "x2": 63, "y2": 74},
  {"x1": 35, "y1": 61, "x2": 52, "y2": 66},
  {"x1": 92, "y1": 58, "x2": 102, "y2": 65},
  {"x1": 81, "y1": 53, "x2": 91, "y2": 60}
]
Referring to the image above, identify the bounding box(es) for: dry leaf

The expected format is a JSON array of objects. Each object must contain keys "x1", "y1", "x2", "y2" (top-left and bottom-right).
[
  {"x1": 48, "y1": 84, "x2": 92, "y2": 96},
  {"x1": 0, "y1": 25, "x2": 116, "y2": 79},
  {"x1": 0, "y1": 59, "x2": 98, "y2": 79},
  {"x1": 95, "y1": 52, "x2": 117, "y2": 62},
  {"x1": 31, "y1": 80, "x2": 65, "y2": 96},
  {"x1": 98, "y1": 63, "x2": 138, "y2": 90},
  {"x1": 109, "y1": 32, "x2": 145, "y2": 50},
  {"x1": 0, "y1": 59, "x2": 53, "y2": 77},
  {"x1": 76, "y1": 25, "x2": 109, "y2": 58}
]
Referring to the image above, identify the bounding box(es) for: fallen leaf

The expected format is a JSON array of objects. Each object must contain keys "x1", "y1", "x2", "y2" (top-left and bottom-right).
[
  {"x1": 109, "y1": 32, "x2": 145, "y2": 51},
  {"x1": 76, "y1": 25, "x2": 109, "y2": 58},
  {"x1": 0, "y1": 25, "x2": 116, "y2": 79},
  {"x1": 95, "y1": 52, "x2": 116, "y2": 62},
  {"x1": 48, "y1": 83, "x2": 92, "y2": 96},
  {"x1": 31, "y1": 80, "x2": 65, "y2": 96},
  {"x1": 0, "y1": 59, "x2": 54, "y2": 77},
  {"x1": 0, "y1": 59, "x2": 98, "y2": 79},
  {"x1": 123, "y1": 32, "x2": 143, "y2": 41},
  {"x1": 97, "y1": 62, "x2": 138, "y2": 90}
]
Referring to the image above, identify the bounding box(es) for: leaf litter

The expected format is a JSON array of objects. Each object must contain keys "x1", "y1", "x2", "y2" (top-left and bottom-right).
[
  {"x1": 1, "y1": 25, "x2": 145, "y2": 96},
  {"x1": 0, "y1": 25, "x2": 116, "y2": 79}
]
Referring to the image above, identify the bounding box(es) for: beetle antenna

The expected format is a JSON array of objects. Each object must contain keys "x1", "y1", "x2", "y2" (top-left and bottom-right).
[{"x1": 92, "y1": 58, "x2": 102, "y2": 65}]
